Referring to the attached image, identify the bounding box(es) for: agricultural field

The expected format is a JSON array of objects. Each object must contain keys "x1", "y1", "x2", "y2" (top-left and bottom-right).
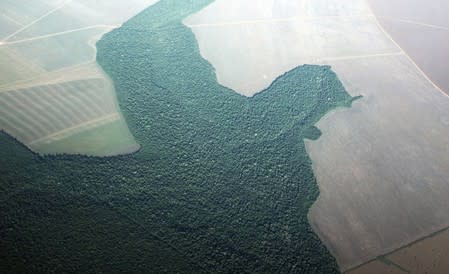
[
  {"x1": 185, "y1": 0, "x2": 449, "y2": 271},
  {"x1": 184, "y1": 0, "x2": 397, "y2": 96},
  {"x1": 0, "y1": 69, "x2": 138, "y2": 155},
  {"x1": 368, "y1": 0, "x2": 449, "y2": 94},
  {"x1": 0, "y1": 0, "x2": 159, "y2": 156},
  {"x1": 348, "y1": 228, "x2": 449, "y2": 274},
  {"x1": 0, "y1": 46, "x2": 46, "y2": 85},
  {"x1": 0, "y1": 0, "x2": 66, "y2": 39},
  {"x1": 386, "y1": 229, "x2": 449, "y2": 273}
]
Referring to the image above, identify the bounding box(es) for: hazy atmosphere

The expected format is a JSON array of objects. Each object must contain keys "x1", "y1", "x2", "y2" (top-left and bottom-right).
[{"x1": 1, "y1": 0, "x2": 448, "y2": 273}]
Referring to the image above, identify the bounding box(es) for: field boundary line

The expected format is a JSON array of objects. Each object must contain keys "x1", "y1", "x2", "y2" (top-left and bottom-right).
[
  {"x1": 27, "y1": 113, "x2": 119, "y2": 146},
  {"x1": 365, "y1": 1, "x2": 449, "y2": 99},
  {"x1": 0, "y1": 75, "x2": 102, "y2": 94},
  {"x1": 377, "y1": 256, "x2": 410, "y2": 273},
  {"x1": 2, "y1": 25, "x2": 120, "y2": 45},
  {"x1": 2, "y1": 13, "x2": 25, "y2": 27},
  {"x1": 1, "y1": 0, "x2": 73, "y2": 42},
  {"x1": 315, "y1": 51, "x2": 404, "y2": 62},
  {"x1": 377, "y1": 16, "x2": 449, "y2": 31},
  {"x1": 0, "y1": 61, "x2": 99, "y2": 92},
  {"x1": 345, "y1": 226, "x2": 449, "y2": 273},
  {"x1": 186, "y1": 14, "x2": 372, "y2": 28}
]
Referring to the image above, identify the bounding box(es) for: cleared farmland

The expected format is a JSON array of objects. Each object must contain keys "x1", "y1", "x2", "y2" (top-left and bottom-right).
[
  {"x1": 8, "y1": 27, "x2": 110, "y2": 71},
  {"x1": 0, "y1": 0, "x2": 159, "y2": 156},
  {"x1": 367, "y1": 0, "x2": 449, "y2": 94},
  {"x1": 0, "y1": 76, "x2": 138, "y2": 156},
  {"x1": 4, "y1": 0, "x2": 160, "y2": 42},
  {"x1": 347, "y1": 228, "x2": 449, "y2": 274},
  {"x1": 185, "y1": 0, "x2": 449, "y2": 271},
  {"x1": 0, "y1": 0, "x2": 66, "y2": 40},
  {"x1": 184, "y1": 0, "x2": 397, "y2": 96},
  {"x1": 387, "y1": 228, "x2": 449, "y2": 274},
  {"x1": 0, "y1": 46, "x2": 46, "y2": 85}
]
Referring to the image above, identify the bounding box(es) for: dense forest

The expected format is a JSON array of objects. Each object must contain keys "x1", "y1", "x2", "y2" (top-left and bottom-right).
[{"x1": 0, "y1": 0, "x2": 358, "y2": 272}]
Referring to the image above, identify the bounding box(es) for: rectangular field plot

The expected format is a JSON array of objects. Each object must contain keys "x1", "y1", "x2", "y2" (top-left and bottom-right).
[
  {"x1": 0, "y1": 62, "x2": 105, "y2": 91},
  {"x1": 184, "y1": 0, "x2": 372, "y2": 25},
  {"x1": 5, "y1": 0, "x2": 159, "y2": 42},
  {"x1": 348, "y1": 228, "x2": 449, "y2": 273},
  {"x1": 31, "y1": 117, "x2": 140, "y2": 156},
  {"x1": 367, "y1": 0, "x2": 449, "y2": 94},
  {"x1": 0, "y1": 78, "x2": 117, "y2": 144},
  {"x1": 368, "y1": 0, "x2": 449, "y2": 28},
  {"x1": 9, "y1": 28, "x2": 109, "y2": 71},
  {"x1": 387, "y1": 229, "x2": 449, "y2": 274},
  {"x1": 0, "y1": 0, "x2": 65, "y2": 30}
]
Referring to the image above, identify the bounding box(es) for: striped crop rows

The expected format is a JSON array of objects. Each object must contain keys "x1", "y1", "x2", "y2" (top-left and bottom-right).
[{"x1": 0, "y1": 78, "x2": 118, "y2": 145}]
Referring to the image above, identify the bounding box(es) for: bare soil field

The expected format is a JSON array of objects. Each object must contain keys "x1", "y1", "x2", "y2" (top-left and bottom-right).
[
  {"x1": 184, "y1": 0, "x2": 397, "y2": 96},
  {"x1": 367, "y1": 0, "x2": 449, "y2": 94},
  {"x1": 186, "y1": 0, "x2": 449, "y2": 271},
  {"x1": 0, "y1": 0, "x2": 159, "y2": 156},
  {"x1": 387, "y1": 228, "x2": 449, "y2": 274},
  {"x1": 185, "y1": 15, "x2": 397, "y2": 96},
  {"x1": 348, "y1": 228, "x2": 449, "y2": 274}
]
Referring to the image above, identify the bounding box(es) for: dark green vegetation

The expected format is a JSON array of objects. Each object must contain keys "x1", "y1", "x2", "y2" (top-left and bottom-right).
[{"x1": 0, "y1": 0, "x2": 358, "y2": 272}]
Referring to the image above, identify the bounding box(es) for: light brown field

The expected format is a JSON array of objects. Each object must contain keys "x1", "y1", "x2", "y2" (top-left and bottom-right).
[
  {"x1": 347, "y1": 228, "x2": 449, "y2": 274},
  {"x1": 367, "y1": 0, "x2": 449, "y2": 94},
  {"x1": 387, "y1": 229, "x2": 449, "y2": 274}
]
